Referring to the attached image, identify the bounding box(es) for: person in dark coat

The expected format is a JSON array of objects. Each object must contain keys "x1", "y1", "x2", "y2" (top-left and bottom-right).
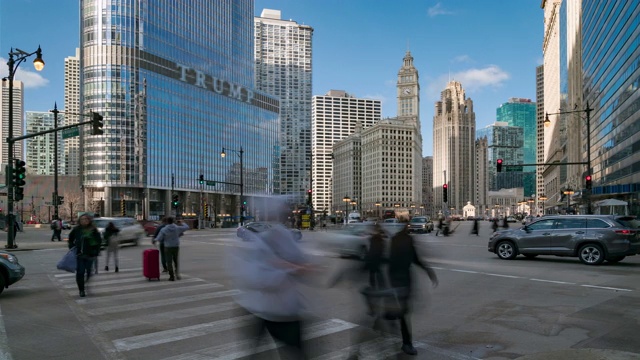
[
  {"x1": 501, "y1": 216, "x2": 509, "y2": 229},
  {"x1": 68, "y1": 214, "x2": 102, "y2": 297},
  {"x1": 363, "y1": 223, "x2": 386, "y2": 315},
  {"x1": 471, "y1": 218, "x2": 480, "y2": 236},
  {"x1": 492, "y1": 218, "x2": 499, "y2": 233},
  {"x1": 386, "y1": 227, "x2": 438, "y2": 355}
]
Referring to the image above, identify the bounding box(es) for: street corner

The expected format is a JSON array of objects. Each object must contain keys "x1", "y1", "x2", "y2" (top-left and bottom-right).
[{"x1": 515, "y1": 348, "x2": 640, "y2": 360}]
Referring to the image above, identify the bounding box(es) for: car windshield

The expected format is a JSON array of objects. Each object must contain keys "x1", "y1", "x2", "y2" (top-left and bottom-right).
[
  {"x1": 93, "y1": 219, "x2": 111, "y2": 228},
  {"x1": 410, "y1": 218, "x2": 426, "y2": 223}
]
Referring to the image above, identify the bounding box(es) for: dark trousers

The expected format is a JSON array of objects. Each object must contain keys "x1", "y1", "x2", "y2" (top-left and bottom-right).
[
  {"x1": 159, "y1": 242, "x2": 167, "y2": 270},
  {"x1": 76, "y1": 256, "x2": 95, "y2": 292},
  {"x1": 164, "y1": 246, "x2": 179, "y2": 277},
  {"x1": 396, "y1": 296, "x2": 412, "y2": 345},
  {"x1": 51, "y1": 230, "x2": 62, "y2": 241},
  {"x1": 251, "y1": 317, "x2": 304, "y2": 359}
]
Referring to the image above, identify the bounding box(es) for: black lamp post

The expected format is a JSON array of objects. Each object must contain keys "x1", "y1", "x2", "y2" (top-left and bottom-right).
[
  {"x1": 545, "y1": 103, "x2": 593, "y2": 214},
  {"x1": 342, "y1": 195, "x2": 350, "y2": 224},
  {"x1": 221, "y1": 147, "x2": 244, "y2": 226},
  {"x1": 3, "y1": 46, "x2": 44, "y2": 249}
]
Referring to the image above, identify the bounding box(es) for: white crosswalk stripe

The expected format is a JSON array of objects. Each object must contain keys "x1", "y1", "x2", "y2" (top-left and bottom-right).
[{"x1": 50, "y1": 257, "x2": 466, "y2": 359}]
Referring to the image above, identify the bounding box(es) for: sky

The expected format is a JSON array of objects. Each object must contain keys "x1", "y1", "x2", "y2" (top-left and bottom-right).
[{"x1": 1, "y1": 0, "x2": 543, "y2": 156}]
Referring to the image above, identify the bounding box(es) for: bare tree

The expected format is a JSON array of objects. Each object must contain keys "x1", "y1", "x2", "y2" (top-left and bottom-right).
[{"x1": 63, "y1": 188, "x2": 85, "y2": 222}]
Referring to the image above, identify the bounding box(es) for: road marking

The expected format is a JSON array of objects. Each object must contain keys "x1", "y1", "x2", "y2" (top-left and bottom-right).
[
  {"x1": 0, "y1": 306, "x2": 13, "y2": 360},
  {"x1": 485, "y1": 273, "x2": 521, "y2": 279},
  {"x1": 67, "y1": 277, "x2": 204, "y2": 295},
  {"x1": 580, "y1": 284, "x2": 633, "y2": 292},
  {"x1": 97, "y1": 301, "x2": 240, "y2": 331},
  {"x1": 530, "y1": 278, "x2": 575, "y2": 285},
  {"x1": 54, "y1": 267, "x2": 142, "y2": 278},
  {"x1": 448, "y1": 269, "x2": 479, "y2": 274},
  {"x1": 85, "y1": 289, "x2": 239, "y2": 316},
  {"x1": 160, "y1": 319, "x2": 358, "y2": 360}
]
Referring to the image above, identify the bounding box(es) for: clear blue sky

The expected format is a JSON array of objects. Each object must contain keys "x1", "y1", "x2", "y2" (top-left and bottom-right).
[{"x1": 1, "y1": 0, "x2": 542, "y2": 156}]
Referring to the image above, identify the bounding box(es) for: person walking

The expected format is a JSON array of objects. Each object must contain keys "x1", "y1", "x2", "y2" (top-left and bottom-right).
[
  {"x1": 68, "y1": 214, "x2": 102, "y2": 297},
  {"x1": 103, "y1": 222, "x2": 120, "y2": 272},
  {"x1": 152, "y1": 217, "x2": 169, "y2": 273},
  {"x1": 491, "y1": 218, "x2": 499, "y2": 233},
  {"x1": 154, "y1": 217, "x2": 189, "y2": 281},
  {"x1": 50, "y1": 217, "x2": 62, "y2": 242},
  {"x1": 471, "y1": 218, "x2": 480, "y2": 236},
  {"x1": 386, "y1": 226, "x2": 438, "y2": 356}
]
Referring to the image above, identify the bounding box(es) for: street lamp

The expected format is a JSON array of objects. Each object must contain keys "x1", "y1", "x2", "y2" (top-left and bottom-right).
[
  {"x1": 342, "y1": 195, "x2": 350, "y2": 224},
  {"x1": 539, "y1": 195, "x2": 548, "y2": 215},
  {"x1": 3, "y1": 46, "x2": 44, "y2": 249},
  {"x1": 545, "y1": 103, "x2": 593, "y2": 214},
  {"x1": 563, "y1": 188, "x2": 575, "y2": 214},
  {"x1": 220, "y1": 146, "x2": 244, "y2": 226},
  {"x1": 375, "y1": 201, "x2": 381, "y2": 219},
  {"x1": 527, "y1": 198, "x2": 535, "y2": 215}
]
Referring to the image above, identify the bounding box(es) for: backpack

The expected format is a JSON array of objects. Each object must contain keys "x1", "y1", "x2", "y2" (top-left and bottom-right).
[{"x1": 51, "y1": 220, "x2": 61, "y2": 230}]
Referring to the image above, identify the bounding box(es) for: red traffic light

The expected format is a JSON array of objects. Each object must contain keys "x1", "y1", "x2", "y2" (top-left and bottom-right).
[
  {"x1": 585, "y1": 175, "x2": 591, "y2": 181},
  {"x1": 443, "y1": 184, "x2": 448, "y2": 189},
  {"x1": 496, "y1": 158, "x2": 503, "y2": 172},
  {"x1": 307, "y1": 189, "x2": 312, "y2": 193}
]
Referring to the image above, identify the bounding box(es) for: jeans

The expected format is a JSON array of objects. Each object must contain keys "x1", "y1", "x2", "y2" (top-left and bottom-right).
[
  {"x1": 51, "y1": 230, "x2": 62, "y2": 241},
  {"x1": 164, "y1": 246, "x2": 179, "y2": 278},
  {"x1": 76, "y1": 256, "x2": 96, "y2": 292}
]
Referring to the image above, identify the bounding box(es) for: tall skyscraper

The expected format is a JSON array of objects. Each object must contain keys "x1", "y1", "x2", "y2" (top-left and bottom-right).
[
  {"x1": 255, "y1": 9, "x2": 313, "y2": 206},
  {"x1": 422, "y1": 156, "x2": 434, "y2": 217},
  {"x1": 536, "y1": 65, "x2": 545, "y2": 214},
  {"x1": 312, "y1": 90, "x2": 380, "y2": 214},
  {"x1": 474, "y1": 137, "x2": 488, "y2": 216},
  {"x1": 496, "y1": 98, "x2": 537, "y2": 196},
  {"x1": 80, "y1": 0, "x2": 280, "y2": 218},
  {"x1": 64, "y1": 48, "x2": 80, "y2": 176},
  {"x1": 1, "y1": 80, "x2": 24, "y2": 164},
  {"x1": 477, "y1": 122, "x2": 525, "y2": 191},
  {"x1": 433, "y1": 81, "x2": 476, "y2": 215},
  {"x1": 25, "y1": 111, "x2": 65, "y2": 175}
]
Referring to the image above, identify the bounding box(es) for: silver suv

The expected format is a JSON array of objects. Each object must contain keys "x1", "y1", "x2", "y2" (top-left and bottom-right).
[
  {"x1": 407, "y1": 216, "x2": 433, "y2": 233},
  {"x1": 488, "y1": 215, "x2": 640, "y2": 265}
]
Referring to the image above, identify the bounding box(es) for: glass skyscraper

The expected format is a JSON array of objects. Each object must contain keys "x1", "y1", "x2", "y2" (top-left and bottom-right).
[
  {"x1": 477, "y1": 122, "x2": 525, "y2": 192},
  {"x1": 80, "y1": 0, "x2": 280, "y2": 219},
  {"x1": 583, "y1": 1, "x2": 640, "y2": 204}
]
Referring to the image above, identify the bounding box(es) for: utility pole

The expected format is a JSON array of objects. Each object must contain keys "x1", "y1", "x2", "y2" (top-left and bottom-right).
[{"x1": 51, "y1": 103, "x2": 60, "y2": 220}]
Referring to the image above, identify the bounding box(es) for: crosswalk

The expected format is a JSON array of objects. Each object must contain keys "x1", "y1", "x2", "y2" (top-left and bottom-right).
[{"x1": 52, "y1": 265, "x2": 474, "y2": 360}]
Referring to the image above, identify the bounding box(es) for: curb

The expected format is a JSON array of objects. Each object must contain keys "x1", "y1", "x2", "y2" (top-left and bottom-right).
[{"x1": 516, "y1": 349, "x2": 640, "y2": 360}]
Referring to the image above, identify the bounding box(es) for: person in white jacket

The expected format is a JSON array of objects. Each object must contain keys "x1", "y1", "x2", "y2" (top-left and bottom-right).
[{"x1": 229, "y1": 199, "x2": 311, "y2": 359}]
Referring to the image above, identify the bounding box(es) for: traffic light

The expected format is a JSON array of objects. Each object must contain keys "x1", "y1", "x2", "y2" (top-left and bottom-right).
[
  {"x1": 204, "y1": 203, "x2": 209, "y2": 218},
  {"x1": 443, "y1": 184, "x2": 448, "y2": 203},
  {"x1": 585, "y1": 175, "x2": 592, "y2": 189},
  {"x1": 91, "y1": 112, "x2": 104, "y2": 135},
  {"x1": 13, "y1": 159, "x2": 26, "y2": 201},
  {"x1": 199, "y1": 174, "x2": 204, "y2": 184},
  {"x1": 57, "y1": 196, "x2": 64, "y2": 205},
  {"x1": 496, "y1": 159, "x2": 503, "y2": 172},
  {"x1": 120, "y1": 199, "x2": 126, "y2": 216},
  {"x1": 172, "y1": 194, "x2": 179, "y2": 208},
  {"x1": 307, "y1": 189, "x2": 312, "y2": 205}
]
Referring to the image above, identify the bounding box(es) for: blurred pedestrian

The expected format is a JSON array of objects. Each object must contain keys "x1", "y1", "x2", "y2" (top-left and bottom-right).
[
  {"x1": 471, "y1": 218, "x2": 479, "y2": 236},
  {"x1": 68, "y1": 214, "x2": 102, "y2": 297},
  {"x1": 229, "y1": 196, "x2": 311, "y2": 359},
  {"x1": 50, "y1": 217, "x2": 63, "y2": 242},
  {"x1": 501, "y1": 216, "x2": 509, "y2": 229},
  {"x1": 363, "y1": 223, "x2": 386, "y2": 315},
  {"x1": 386, "y1": 226, "x2": 438, "y2": 355},
  {"x1": 152, "y1": 217, "x2": 169, "y2": 273},
  {"x1": 155, "y1": 216, "x2": 189, "y2": 281},
  {"x1": 492, "y1": 218, "x2": 499, "y2": 233},
  {"x1": 103, "y1": 222, "x2": 120, "y2": 272},
  {"x1": 435, "y1": 217, "x2": 443, "y2": 236}
]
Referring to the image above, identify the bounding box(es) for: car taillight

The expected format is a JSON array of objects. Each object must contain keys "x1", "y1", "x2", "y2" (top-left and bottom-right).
[{"x1": 614, "y1": 229, "x2": 633, "y2": 235}]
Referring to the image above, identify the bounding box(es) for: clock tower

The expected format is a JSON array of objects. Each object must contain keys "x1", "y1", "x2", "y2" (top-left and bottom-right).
[{"x1": 397, "y1": 51, "x2": 420, "y2": 130}]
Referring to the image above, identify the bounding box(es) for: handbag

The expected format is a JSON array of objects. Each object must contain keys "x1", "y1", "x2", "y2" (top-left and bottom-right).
[{"x1": 57, "y1": 247, "x2": 77, "y2": 272}]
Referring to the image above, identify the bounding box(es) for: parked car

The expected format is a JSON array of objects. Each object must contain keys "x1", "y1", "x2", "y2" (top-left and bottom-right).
[
  {"x1": 488, "y1": 215, "x2": 640, "y2": 265},
  {"x1": 61, "y1": 220, "x2": 72, "y2": 230},
  {"x1": 142, "y1": 221, "x2": 162, "y2": 237},
  {"x1": 236, "y1": 221, "x2": 303, "y2": 242},
  {"x1": 407, "y1": 216, "x2": 433, "y2": 233},
  {"x1": 506, "y1": 216, "x2": 518, "y2": 223},
  {"x1": 0, "y1": 251, "x2": 25, "y2": 295},
  {"x1": 93, "y1": 217, "x2": 145, "y2": 246}
]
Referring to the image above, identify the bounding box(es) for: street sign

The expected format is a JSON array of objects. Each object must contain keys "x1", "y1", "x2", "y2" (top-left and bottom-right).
[
  {"x1": 62, "y1": 127, "x2": 80, "y2": 139},
  {"x1": 205, "y1": 180, "x2": 216, "y2": 186},
  {"x1": 505, "y1": 165, "x2": 523, "y2": 172}
]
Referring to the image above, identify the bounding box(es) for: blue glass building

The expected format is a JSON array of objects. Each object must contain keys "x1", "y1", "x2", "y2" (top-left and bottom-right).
[
  {"x1": 583, "y1": 0, "x2": 640, "y2": 212},
  {"x1": 477, "y1": 122, "x2": 525, "y2": 192},
  {"x1": 79, "y1": 0, "x2": 280, "y2": 220}
]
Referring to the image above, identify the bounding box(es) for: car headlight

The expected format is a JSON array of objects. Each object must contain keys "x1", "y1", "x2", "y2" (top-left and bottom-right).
[{"x1": 0, "y1": 253, "x2": 18, "y2": 264}]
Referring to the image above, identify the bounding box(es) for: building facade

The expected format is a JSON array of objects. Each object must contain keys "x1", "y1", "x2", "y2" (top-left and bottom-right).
[
  {"x1": 332, "y1": 126, "x2": 363, "y2": 218},
  {"x1": 1, "y1": 80, "x2": 24, "y2": 165},
  {"x1": 422, "y1": 156, "x2": 434, "y2": 217},
  {"x1": 64, "y1": 48, "x2": 81, "y2": 176},
  {"x1": 477, "y1": 122, "x2": 525, "y2": 192},
  {"x1": 80, "y1": 0, "x2": 280, "y2": 220},
  {"x1": 433, "y1": 81, "x2": 476, "y2": 215},
  {"x1": 312, "y1": 90, "x2": 380, "y2": 215},
  {"x1": 254, "y1": 9, "x2": 313, "y2": 206},
  {"x1": 25, "y1": 111, "x2": 65, "y2": 176},
  {"x1": 474, "y1": 137, "x2": 488, "y2": 216},
  {"x1": 536, "y1": 65, "x2": 545, "y2": 214}
]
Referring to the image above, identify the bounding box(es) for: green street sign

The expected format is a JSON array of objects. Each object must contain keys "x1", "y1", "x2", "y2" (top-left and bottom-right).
[
  {"x1": 62, "y1": 127, "x2": 80, "y2": 139},
  {"x1": 205, "y1": 180, "x2": 216, "y2": 186},
  {"x1": 506, "y1": 165, "x2": 523, "y2": 172}
]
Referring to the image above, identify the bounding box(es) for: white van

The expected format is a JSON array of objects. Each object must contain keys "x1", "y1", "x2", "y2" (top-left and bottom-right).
[
  {"x1": 347, "y1": 212, "x2": 361, "y2": 223},
  {"x1": 93, "y1": 217, "x2": 145, "y2": 246}
]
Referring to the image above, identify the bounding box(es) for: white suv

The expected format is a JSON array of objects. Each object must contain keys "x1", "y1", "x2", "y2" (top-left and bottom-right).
[{"x1": 93, "y1": 217, "x2": 144, "y2": 246}]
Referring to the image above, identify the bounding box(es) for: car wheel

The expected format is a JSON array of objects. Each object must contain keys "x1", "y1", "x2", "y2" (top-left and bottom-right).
[
  {"x1": 578, "y1": 243, "x2": 605, "y2": 265},
  {"x1": 496, "y1": 241, "x2": 518, "y2": 260},
  {"x1": 523, "y1": 254, "x2": 538, "y2": 259},
  {"x1": 606, "y1": 256, "x2": 625, "y2": 263}
]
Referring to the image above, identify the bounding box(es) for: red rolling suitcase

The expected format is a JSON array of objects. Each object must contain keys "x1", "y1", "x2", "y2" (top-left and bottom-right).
[{"x1": 143, "y1": 248, "x2": 160, "y2": 280}]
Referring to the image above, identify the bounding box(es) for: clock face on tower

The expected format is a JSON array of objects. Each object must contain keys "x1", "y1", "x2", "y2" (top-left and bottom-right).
[{"x1": 403, "y1": 88, "x2": 411, "y2": 95}]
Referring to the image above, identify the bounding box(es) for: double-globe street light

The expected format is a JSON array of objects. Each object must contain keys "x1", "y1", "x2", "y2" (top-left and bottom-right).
[
  {"x1": 545, "y1": 103, "x2": 593, "y2": 214},
  {"x1": 220, "y1": 146, "x2": 244, "y2": 226},
  {"x1": 3, "y1": 46, "x2": 44, "y2": 249}
]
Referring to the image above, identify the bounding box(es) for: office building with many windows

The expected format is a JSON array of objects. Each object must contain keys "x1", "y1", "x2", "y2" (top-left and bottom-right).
[
  {"x1": 25, "y1": 111, "x2": 65, "y2": 175},
  {"x1": 1, "y1": 79, "x2": 24, "y2": 165},
  {"x1": 64, "y1": 48, "x2": 81, "y2": 176},
  {"x1": 80, "y1": 0, "x2": 279, "y2": 220}
]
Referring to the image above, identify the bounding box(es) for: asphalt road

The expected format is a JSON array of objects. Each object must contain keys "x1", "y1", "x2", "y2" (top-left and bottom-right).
[{"x1": 0, "y1": 222, "x2": 639, "y2": 359}]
